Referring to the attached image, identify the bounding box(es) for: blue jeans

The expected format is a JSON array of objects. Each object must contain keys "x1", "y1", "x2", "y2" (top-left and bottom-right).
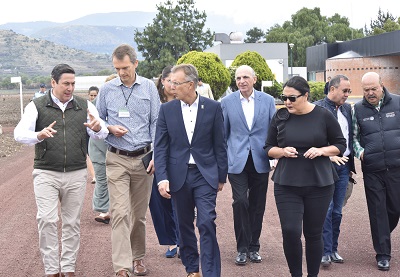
[{"x1": 322, "y1": 162, "x2": 350, "y2": 255}]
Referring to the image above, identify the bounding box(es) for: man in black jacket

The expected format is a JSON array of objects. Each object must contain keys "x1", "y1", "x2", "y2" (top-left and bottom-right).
[
  {"x1": 352, "y1": 72, "x2": 400, "y2": 271},
  {"x1": 314, "y1": 74, "x2": 355, "y2": 268}
]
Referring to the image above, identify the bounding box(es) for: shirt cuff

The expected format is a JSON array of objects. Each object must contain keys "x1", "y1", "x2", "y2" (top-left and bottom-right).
[{"x1": 157, "y1": 180, "x2": 169, "y2": 186}]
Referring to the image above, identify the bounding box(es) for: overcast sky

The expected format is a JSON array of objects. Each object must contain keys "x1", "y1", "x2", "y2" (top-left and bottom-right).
[{"x1": 2, "y1": 0, "x2": 398, "y2": 29}]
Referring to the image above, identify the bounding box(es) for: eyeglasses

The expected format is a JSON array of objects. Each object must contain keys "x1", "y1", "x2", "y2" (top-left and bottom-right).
[
  {"x1": 280, "y1": 94, "x2": 303, "y2": 102},
  {"x1": 168, "y1": 80, "x2": 192, "y2": 87}
]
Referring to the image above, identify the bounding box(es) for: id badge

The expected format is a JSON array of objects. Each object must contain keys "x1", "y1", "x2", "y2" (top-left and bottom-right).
[{"x1": 118, "y1": 108, "x2": 130, "y2": 118}]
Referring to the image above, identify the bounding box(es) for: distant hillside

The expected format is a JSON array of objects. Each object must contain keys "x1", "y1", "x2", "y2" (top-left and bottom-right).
[
  {"x1": 0, "y1": 11, "x2": 258, "y2": 77},
  {"x1": 0, "y1": 29, "x2": 112, "y2": 76},
  {"x1": 33, "y1": 25, "x2": 142, "y2": 55},
  {"x1": 0, "y1": 11, "x2": 156, "y2": 35},
  {"x1": 0, "y1": 11, "x2": 255, "y2": 55}
]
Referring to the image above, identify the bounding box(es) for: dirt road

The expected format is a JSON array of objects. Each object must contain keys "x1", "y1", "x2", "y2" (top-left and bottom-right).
[{"x1": 0, "y1": 126, "x2": 399, "y2": 276}]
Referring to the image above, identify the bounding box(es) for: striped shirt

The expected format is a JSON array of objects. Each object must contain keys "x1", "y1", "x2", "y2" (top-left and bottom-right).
[{"x1": 96, "y1": 74, "x2": 160, "y2": 151}]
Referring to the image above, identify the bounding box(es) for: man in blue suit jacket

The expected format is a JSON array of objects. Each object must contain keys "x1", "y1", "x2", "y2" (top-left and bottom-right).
[
  {"x1": 221, "y1": 65, "x2": 276, "y2": 266},
  {"x1": 155, "y1": 64, "x2": 228, "y2": 277}
]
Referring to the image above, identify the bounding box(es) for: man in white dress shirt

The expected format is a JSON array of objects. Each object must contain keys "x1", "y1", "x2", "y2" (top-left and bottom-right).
[
  {"x1": 154, "y1": 64, "x2": 227, "y2": 277},
  {"x1": 221, "y1": 65, "x2": 276, "y2": 266},
  {"x1": 14, "y1": 64, "x2": 108, "y2": 277}
]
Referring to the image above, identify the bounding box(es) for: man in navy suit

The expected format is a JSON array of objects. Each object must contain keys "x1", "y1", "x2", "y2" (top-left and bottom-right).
[
  {"x1": 154, "y1": 64, "x2": 228, "y2": 277},
  {"x1": 221, "y1": 65, "x2": 276, "y2": 265}
]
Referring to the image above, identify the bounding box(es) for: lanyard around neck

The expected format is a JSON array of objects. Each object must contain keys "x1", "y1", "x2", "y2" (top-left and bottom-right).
[{"x1": 120, "y1": 85, "x2": 134, "y2": 106}]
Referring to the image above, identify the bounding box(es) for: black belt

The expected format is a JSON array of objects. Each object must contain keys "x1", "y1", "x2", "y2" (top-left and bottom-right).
[
  {"x1": 187, "y1": 164, "x2": 197, "y2": 169},
  {"x1": 108, "y1": 145, "x2": 151, "y2": 157}
]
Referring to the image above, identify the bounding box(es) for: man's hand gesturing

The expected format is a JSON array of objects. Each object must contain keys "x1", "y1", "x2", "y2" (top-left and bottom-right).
[{"x1": 37, "y1": 121, "x2": 57, "y2": 140}]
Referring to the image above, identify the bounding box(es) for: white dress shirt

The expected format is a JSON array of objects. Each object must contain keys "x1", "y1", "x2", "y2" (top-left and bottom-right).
[
  {"x1": 240, "y1": 90, "x2": 255, "y2": 130},
  {"x1": 337, "y1": 108, "x2": 350, "y2": 157},
  {"x1": 14, "y1": 91, "x2": 108, "y2": 145},
  {"x1": 181, "y1": 95, "x2": 200, "y2": 164}
]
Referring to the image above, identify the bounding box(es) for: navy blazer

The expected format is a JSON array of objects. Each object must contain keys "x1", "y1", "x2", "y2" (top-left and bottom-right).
[
  {"x1": 221, "y1": 90, "x2": 276, "y2": 174},
  {"x1": 154, "y1": 96, "x2": 228, "y2": 192}
]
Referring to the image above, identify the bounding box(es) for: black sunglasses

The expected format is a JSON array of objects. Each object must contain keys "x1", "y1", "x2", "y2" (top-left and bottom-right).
[{"x1": 280, "y1": 94, "x2": 303, "y2": 102}]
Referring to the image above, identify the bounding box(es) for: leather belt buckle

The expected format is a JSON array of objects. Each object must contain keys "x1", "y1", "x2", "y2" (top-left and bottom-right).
[{"x1": 109, "y1": 145, "x2": 150, "y2": 157}]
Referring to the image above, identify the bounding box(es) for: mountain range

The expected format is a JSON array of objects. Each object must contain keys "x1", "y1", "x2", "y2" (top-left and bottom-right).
[{"x1": 0, "y1": 11, "x2": 258, "y2": 77}]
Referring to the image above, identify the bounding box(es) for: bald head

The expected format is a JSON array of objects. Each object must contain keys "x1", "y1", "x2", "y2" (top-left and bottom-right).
[
  {"x1": 361, "y1": 72, "x2": 384, "y2": 106},
  {"x1": 361, "y1": 72, "x2": 381, "y2": 85},
  {"x1": 235, "y1": 65, "x2": 257, "y2": 98}
]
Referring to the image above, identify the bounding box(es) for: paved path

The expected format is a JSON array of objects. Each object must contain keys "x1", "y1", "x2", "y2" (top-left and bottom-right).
[{"x1": 1, "y1": 129, "x2": 399, "y2": 276}]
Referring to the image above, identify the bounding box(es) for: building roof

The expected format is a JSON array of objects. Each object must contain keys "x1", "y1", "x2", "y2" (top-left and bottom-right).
[
  {"x1": 307, "y1": 30, "x2": 400, "y2": 72},
  {"x1": 328, "y1": 50, "x2": 362, "y2": 59}
]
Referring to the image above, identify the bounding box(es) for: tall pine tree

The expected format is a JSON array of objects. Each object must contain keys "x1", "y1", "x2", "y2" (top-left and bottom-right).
[{"x1": 134, "y1": 0, "x2": 213, "y2": 78}]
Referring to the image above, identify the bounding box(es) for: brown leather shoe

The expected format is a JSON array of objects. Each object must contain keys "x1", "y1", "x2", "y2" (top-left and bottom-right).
[
  {"x1": 187, "y1": 273, "x2": 201, "y2": 277},
  {"x1": 116, "y1": 270, "x2": 130, "y2": 277},
  {"x1": 133, "y1": 260, "x2": 148, "y2": 276},
  {"x1": 60, "y1": 273, "x2": 75, "y2": 277},
  {"x1": 46, "y1": 274, "x2": 60, "y2": 277}
]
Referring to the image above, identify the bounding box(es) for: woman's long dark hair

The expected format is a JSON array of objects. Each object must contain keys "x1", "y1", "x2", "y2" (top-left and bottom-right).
[{"x1": 156, "y1": 65, "x2": 173, "y2": 103}]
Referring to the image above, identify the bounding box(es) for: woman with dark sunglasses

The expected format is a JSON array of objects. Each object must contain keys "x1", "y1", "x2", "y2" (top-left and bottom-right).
[{"x1": 263, "y1": 76, "x2": 346, "y2": 277}]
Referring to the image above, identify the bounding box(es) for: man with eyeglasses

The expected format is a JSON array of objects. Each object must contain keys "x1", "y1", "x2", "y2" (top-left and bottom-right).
[
  {"x1": 314, "y1": 74, "x2": 355, "y2": 268},
  {"x1": 155, "y1": 64, "x2": 227, "y2": 277},
  {"x1": 352, "y1": 72, "x2": 400, "y2": 271},
  {"x1": 221, "y1": 65, "x2": 276, "y2": 266}
]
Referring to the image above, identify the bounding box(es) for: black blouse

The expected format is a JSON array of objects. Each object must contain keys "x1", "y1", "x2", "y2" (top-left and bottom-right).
[{"x1": 264, "y1": 105, "x2": 346, "y2": 187}]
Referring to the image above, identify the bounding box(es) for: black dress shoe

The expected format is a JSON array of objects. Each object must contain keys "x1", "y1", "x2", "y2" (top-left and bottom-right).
[
  {"x1": 235, "y1": 252, "x2": 247, "y2": 265},
  {"x1": 377, "y1": 260, "x2": 390, "y2": 271},
  {"x1": 330, "y1": 252, "x2": 344, "y2": 263},
  {"x1": 321, "y1": 255, "x2": 331, "y2": 267},
  {"x1": 248, "y1": 251, "x2": 262, "y2": 263}
]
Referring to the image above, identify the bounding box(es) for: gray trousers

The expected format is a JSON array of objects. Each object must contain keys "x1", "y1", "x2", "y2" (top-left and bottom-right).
[
  {"x1": 89, "y1": 138, "x2": 109, "y2": 213},
  {"x1": 92, "y1": 161, "x2": 109, "y2": 212}
]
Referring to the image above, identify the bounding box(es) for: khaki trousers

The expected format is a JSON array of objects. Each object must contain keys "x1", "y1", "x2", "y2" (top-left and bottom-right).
[
  {"x1": 32, "y1": 168, "x2": 87, "y2": 275},
  {"x1": 106, "y1": 151, "x2": 153, "y2": 273}
]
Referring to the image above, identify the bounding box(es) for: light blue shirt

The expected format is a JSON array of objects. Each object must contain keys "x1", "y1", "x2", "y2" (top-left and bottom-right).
[
  {"x1": 96, "y1": 74, "x2": 160, "y2": 152},
  {"x1": 33, "y1": 90, "x2": 47, "y2": 99}
]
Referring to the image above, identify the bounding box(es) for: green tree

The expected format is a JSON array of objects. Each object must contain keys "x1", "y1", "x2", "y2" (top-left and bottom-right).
[
  {"x1": 265, "y1": 7, "x2": 364, "y2": 67},
  {"x1": 244, "y1": 27, "x2": 265, "y2": 43},
  {"x1": 134, "y1": 0, "x2": 214, "y2": 78},
  {"x1": 365, "y1": 8, "x2": 399, "y2": 35},
  {"x1": 176, "y1": 51, "x2": 230, "y2": 100},
  {"x1": 1, "y1": 77, "x2": 13, "y2": 89},
  {"x1": 229, "y1": 51, "x2": 274, "y2": 93}
]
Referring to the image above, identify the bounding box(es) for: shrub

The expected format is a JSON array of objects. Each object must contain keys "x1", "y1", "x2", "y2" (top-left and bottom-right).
[
  {"x1": 308, "y1": 81, "x2": 325, "y2": 102},
  {"x1": 229, "y1": 51, "x2": 274, "y2": 94},
  {"x1": 177, "y1": 51, "x2": 231, "y2": 99}
]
